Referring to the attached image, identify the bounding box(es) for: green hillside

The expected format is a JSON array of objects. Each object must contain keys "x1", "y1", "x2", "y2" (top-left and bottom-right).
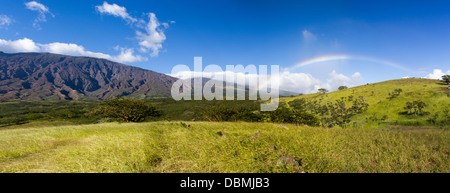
[{"x1": 283, "y1": 78, "x2": 450, "y2": 129}]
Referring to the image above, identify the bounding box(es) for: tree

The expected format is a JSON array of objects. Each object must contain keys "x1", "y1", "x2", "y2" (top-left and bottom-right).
[
  {"x1": 442, "y1": 75, "x2": 450, "y2": 85},
  {"x1": 387, "y1": 88, "x2": 402, "y2": 99},
  {"x1": 404, "y1": 100, "x2": 427, "y2": 116},
  {"x1": 91, "y1": 97, "x2": 161, "y2": 122},
  {"x1": 318, "y1": 88, "x2": 328, "y2": 94},
  {"x1": 338, "y1": 86, "x2": 348, "y2": 90}
]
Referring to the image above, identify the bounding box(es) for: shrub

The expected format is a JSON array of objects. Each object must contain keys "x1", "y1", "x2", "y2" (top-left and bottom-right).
[
  {"x1": 289, "y1": 95, "x2": 369, "y2": 128},
  {"x1": 26, "y1": 113, "x2": 44, "y2": 120},
  {"x1": 403, "y1": 100, "x2": 427, "y2": 116},
  {"x1": 262, "y1": 103, "x2": 319, "y2": 126},
  {"x1": 338, "y1": 86, "x2": 348, "y2": 90},
  {"x1": 91, "y1": 98, "x2": 161, "y2": 122},
  {"x1": 387, "y1": 88, "x2": 403, "y2": 99},
  {"x1": 442, "y1": 75, "x2": 450, "y2": 85},
  {"x1": 318, "y1": 88, "x2": 328, "y2": 94},
  {"x1": 202, "y1": 105, "x2": 262, "y2": 122}
]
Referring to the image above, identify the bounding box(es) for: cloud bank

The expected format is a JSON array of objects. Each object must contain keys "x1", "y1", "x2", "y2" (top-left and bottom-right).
[
  {"x1": 0, "y1": 38, "x2": 146, "y2": 63},
  {"x1": 170, "y1": 70, "x2": 363, "y2": 94},
  {"x1": 423, "y1": 69, "x2": 450, "y2": 79}
]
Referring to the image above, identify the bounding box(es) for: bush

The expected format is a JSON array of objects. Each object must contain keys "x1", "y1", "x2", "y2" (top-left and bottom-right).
[
  {"x1": 387, "y1": 88, "x2": 403, "y2": 99},
  {"x1": 262, "y1": 103, "x2": 319, "y2": 126},
  {"x1": 289, "y1": 95, "x2": 369, "y2": 128},
  {"x1": 202, "y1": 105, "x2": 262, "y2": 122},
  {"x1": 338, "y1": 86, "x2": 348, "y2": 90},
  {"x1": 26, "y1": 113, "x2": 44, "y2": 120},
  {"x1": 403, "y1": 100, "x2": 427, "y2": 116},
  {"x1": 91, "y1": 98, "x2": 161, "y2": 122}
]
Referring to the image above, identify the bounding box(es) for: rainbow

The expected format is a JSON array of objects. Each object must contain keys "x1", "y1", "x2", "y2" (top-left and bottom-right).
[
  {"x1": 289, "y1": 54, "x2": 411, "y2": 72},
  {"x1": 256, "y1": 54, "x2": 412, "y2": 91}
]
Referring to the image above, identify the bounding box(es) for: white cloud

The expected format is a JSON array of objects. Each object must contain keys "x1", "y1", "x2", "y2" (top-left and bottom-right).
[
  {"x1": 327, "y1": 70, "x2": 363, "y2": 89},
  {"x1": 95, "y1": 2, "x2": 170, "y2": 58},
  {"x1": 95, "y1": 1, "x2": 137, "y2": 23},
  {"x1": 0, "y1": 15, "x2": 12, "y2": 27},
  {"x1": 0, "y1": 38, "x2": 146, "y2": 63},
  {"x1": 40, "y1": 42, "x2": 112, "y2": 59},
  {"x1": 170, "y1": 69, "x2": 362, "y2": 94},
  {"x1": 111, "y1": 47, "x2": 147, "y2": 63},
  {"x1": 25, "y1": 1, "x2": 54, "y2": 29},
  {"x1": 302, "y1": 30, "x2": 317, "y2": 43},
  {"x1": 0, "y1": 38, "x2": 40, "y2": 52},
  {"x1": 136, "y1": 13, "x2": 167, "y2": 57},
  {"x1": 423, "y1": 69, "x2": 450, "y2": 79},
  {"x1": 278, "y1": 71, "x2": 326, "y2": 94}
]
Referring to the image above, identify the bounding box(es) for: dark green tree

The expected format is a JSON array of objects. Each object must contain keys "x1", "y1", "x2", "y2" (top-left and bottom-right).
[
  {"x1": 442, "y1": 75, "x2": 450, "y2": 85},
  {"x1": 403, "y1": 100, "x2": 427, "y2": 116},
  {"x1": 387, "y1": 88, "x2": 403, "y2": 99},
  {"x1": 92, "y1": 97, "x2": 160, "y2": 122},
  {"x1": 318, "y1": 88, "x2": 328, "y2": 94},
  {"x1": 338, "y1": 86, "x2": 348, "y2": 90}
]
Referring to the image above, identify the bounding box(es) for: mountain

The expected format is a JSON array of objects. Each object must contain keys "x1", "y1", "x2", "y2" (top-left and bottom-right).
[{"x1": 0, "y1": 52, "x2": 177, "y2": 100}]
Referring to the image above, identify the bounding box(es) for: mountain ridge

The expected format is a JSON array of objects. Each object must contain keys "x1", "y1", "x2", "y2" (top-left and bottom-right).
[{"x1": 0, "y1": 52, "x2": 177, "y2": 100}]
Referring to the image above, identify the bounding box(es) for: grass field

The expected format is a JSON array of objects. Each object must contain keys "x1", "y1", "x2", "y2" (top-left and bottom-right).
[
  {"x1": 0, "y1": 121, "x2": 448, "y2": 173},
  {"x1": 0, "y1": 78, "x2": 448, "y2": 173}
]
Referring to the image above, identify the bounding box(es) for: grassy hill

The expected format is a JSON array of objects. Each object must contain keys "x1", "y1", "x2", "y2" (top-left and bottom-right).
[
  {"x1": 0, "y1": 121, "x2": 448, "y2": 173},
  {"x1": 282, "y1": 78, "x2": 450, "y2": 129}
]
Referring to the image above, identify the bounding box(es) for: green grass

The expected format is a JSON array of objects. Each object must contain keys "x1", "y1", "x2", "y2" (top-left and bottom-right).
[
  {"x1": 283, "y1": 78, "x2": 450, "y2": 129},
  {"x1": 0, "y1": 78, "x2": 448, "y2": 173},
  {"x1": 1, "y1": 121, "x2": 448, "y2": 173}
]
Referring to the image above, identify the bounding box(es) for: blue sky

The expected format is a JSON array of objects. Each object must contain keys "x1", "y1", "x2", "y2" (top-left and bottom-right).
[{"x1": 1, "y1": 0, "x2": 449, "y2": 93}]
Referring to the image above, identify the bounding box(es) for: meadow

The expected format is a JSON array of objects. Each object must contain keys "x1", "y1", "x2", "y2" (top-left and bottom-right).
[{"x1": 0, "y1": 121, "x2": 448, "y2": 173}]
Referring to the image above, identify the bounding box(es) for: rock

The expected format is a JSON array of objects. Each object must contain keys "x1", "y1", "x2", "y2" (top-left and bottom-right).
[
  {"x1": 276, "y1": 156, "x2": 302, "y2": 167},
  {"x1": 276, "y1": 156, "x2": 306, "y2": 173},
  {"x1": 180, "y1": 122, "x2": 190, "y2": 128},
  {"x1": 216, "y1": 131, "x2": 226, "y2": 137}
]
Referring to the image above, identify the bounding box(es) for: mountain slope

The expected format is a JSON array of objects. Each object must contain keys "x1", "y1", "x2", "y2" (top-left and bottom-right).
[{"x1": 0, "y1": 52, "x2": 177, "y2": 100}]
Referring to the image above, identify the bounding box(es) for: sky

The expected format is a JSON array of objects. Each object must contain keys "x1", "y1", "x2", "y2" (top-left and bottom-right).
[{"x1": 0, "y1": 0, "x2": 449, "y2": 93}]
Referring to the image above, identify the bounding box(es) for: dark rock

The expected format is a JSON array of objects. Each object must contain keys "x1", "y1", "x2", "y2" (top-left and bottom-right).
[
  {"x1": 180, "y1": 122, "x2": 190, "y2": 128},
  {"x1": 277, "y1": 156, "x2": 302, "y2": 167},
  {"x1": 276, "y1": 155, "x2": 306, "y2": 173},
  {"x1": 216, "y1": 131, "x2": 226, "y2": 137}
]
